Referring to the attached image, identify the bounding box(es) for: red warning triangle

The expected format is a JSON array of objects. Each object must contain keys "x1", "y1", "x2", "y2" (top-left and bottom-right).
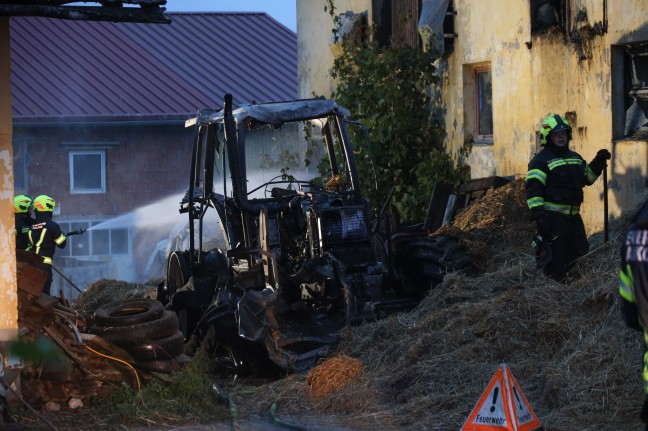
[{"x1": 461, "y1": 363, "x2": 542, "y2": 431}]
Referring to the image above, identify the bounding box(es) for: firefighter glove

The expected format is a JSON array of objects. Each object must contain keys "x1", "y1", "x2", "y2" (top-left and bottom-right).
[
  {"x1": 589, "y1": 149, "x2": 611, "y2": 175},
  {"x1": 534, "y1": 212, "x2": 551, "y2": 238}
]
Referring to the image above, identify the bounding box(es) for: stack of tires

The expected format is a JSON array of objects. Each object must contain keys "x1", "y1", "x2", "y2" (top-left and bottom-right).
[{"x1": 90, "y1": 298, "x2": 186, "y2": 373}]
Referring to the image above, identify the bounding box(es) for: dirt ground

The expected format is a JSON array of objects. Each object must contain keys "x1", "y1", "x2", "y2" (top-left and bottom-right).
[{"x1": 11, "y1": 179, "x2": 645, "y2": 431}]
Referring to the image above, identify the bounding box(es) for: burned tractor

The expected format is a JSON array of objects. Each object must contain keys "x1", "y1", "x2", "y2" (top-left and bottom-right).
[{"x1": 158, "y1": 95, "x2": 468, "y2": 375}]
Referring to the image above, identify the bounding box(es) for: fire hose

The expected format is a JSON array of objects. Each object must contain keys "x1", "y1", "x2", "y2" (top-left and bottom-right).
[
  {"x1": 50, "y1": 265, "x2": 83, "y2": 294},
  {"x1": 49, "y1": 228, "x2": 88, "y2": 294}
]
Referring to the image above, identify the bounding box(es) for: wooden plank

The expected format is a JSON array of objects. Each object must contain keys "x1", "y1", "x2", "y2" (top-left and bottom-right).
[
  {"x1": 16, "y1": 261, "x2": 48, "y2": 296},
  {"x1": 43, "y1": 325, "x2": 86, "y2": 370},
  {"x1": 79, "y1": 333, "x2": 136, "y2": 363},
  {"x1": 458, "y1": 176, "x2": 511, "y2": 193},
  {"x1": 423, "y1": 182, "x2": 455, "y2": 232},
  {"x1": 35, "y1": 294, "x2": 59, "y2": 309}
]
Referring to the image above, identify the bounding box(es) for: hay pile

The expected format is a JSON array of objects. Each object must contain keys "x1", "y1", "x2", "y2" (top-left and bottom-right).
[
  {"x1": 244, "y1": 179, "x2": 646, "y2": 431},
  {"x1": 306, "y1": 355, "x2": 364, "y2": 399},
  {"x1": 73, "y1": 279, "x2": 156, "y2": 315},
  {"x1": 437, "y1": 179, "x2": 536, "y2": 272}
]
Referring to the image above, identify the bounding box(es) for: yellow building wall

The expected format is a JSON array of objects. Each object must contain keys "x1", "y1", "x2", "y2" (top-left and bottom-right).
[
  {"x1": 443, "y1": 0, "x2": 648, "y2": 234},
  {"x1": 297, "y1": 0, "x2": 372, "y2": 99},
  {"x1": 0, "y1": 17, "x2": 18, "y2": 341},
  {"x1": 297, "y1": 0, "x2": 648, "y2": 235}
]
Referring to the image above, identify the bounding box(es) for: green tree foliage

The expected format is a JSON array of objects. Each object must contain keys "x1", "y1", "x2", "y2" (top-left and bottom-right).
[{"x1": 325, "y1": 2, "x2": 466, "y2": 224}]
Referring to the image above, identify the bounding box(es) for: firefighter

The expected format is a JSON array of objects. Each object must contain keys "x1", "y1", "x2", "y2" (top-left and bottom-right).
[
  {"x1": 28, "y1": 195, "x2": 66, "y2": 295},
  {"x1": 13, "y1": 194, "x2": 33, "y2": 250},
  {"x1": 525, "y1": 114, "x2": 611, "y2": 282},
  {"x1": 619, "y1": 198, "x2": 648, "y2": 429}
]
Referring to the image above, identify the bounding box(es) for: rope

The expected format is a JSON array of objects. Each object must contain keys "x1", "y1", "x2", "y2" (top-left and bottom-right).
[{"x1": 83, "y1": 345, "x2": 141, "y2": 392}]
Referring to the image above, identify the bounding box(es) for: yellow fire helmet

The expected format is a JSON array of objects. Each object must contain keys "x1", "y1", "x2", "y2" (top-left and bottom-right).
[
  {"x1": 540, "y1": 114, "x2": 572, "y2": 146},
  {"x1": 13, "y1": 194, "x2": 32, "y2": 214},
  {"x1": 33, "y1": 195, "x2": 56, "y2": 212}
]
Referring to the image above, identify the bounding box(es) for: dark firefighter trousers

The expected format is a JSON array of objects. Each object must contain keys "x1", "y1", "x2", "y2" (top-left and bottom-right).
[{"x1": 543, "y1": 211, "x2": 589, "y2": 282}]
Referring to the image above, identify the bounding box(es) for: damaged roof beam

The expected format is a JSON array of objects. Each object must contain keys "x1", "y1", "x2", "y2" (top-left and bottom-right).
[{"x1": 0, "y1": 4, "x2": 170, "y2": 23}]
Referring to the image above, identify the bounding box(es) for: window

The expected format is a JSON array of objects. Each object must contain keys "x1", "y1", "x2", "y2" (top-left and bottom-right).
[
  {"x1": 57, "y1": 220, "x2": 130, "y2": 257},
  {"x1": 69, "y1": 150, "x2": 106, "y2": 193},
  {"x1": 374, "y1": 0, "x2": 455, "y2": 53},
  {"x1": 612, "y1": 42, "x2": 648, "y2": 139},
  {"x1": 476, "y1": 68, "x2": 493, "y2": 139},
  {"x1": 463, "y1": 63, "x2": 493, "y2": 145},
  {"x1": 531, "y1": 0, "x2": 567, "y2": 35}
]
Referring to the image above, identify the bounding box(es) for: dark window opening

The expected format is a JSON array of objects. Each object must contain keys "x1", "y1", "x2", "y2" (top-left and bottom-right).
[
  {"x1": 442, "y1": 0, "x2": 456, "y2": 55},
  {"x1": 373, "y1": 0, "x2": 455, "y2": 54},
  {"x1": 531, "y1": 0, "x2": 568, "y2": 34},
  {"x1": 374, "y1": 0, "x2": 392, "y2": 47},
  {"x1": 612, "y1": 43, "x2": 648, "y2": 140},
  {"x1": 476, "y1": 68, "x2": 493, "y2": 139}
]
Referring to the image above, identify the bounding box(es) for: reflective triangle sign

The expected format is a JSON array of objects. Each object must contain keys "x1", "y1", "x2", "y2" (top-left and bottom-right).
[{"x1": 461, "y1": 363, "x2": 542, "y2": 431}]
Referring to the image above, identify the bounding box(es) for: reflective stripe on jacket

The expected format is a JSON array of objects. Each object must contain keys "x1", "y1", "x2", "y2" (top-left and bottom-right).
[
  {"x1": 525, "y1": 146, "x2": 599, "y2": 217},
  {"x1": 28, "y1": 218, "x2": 66, "y2": 264},
  {"x1": 619, "y1": 203, "x2": 648, "y2": 329}
]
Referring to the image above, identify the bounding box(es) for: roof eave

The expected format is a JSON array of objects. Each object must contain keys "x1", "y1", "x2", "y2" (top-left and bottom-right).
[{"x1": 13, "y1": 112, "x2": 194, "y2": 126}]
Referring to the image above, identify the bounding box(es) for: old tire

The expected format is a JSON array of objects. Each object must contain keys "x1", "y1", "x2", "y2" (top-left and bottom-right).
[
  {"x1": 393, "y1": 234, "x2": 471, "y2": 294},
  {"x1": 124, "y1": 330, "x2": 185, "y2": 361},
  {"x1": 94, "y1": 298, "x2": 164, "y2": 327},
  {"x1": 91, "y1": 310, "x2": 179, "y2": 347},
  {"x1": 167, "y1": 251, "x2": 191, "y2": 294}
]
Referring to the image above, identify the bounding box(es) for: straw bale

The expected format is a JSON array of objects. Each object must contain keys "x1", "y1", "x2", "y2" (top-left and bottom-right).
[{"x1": 244, "y1": 181, "x2": 648, "y2": 430}]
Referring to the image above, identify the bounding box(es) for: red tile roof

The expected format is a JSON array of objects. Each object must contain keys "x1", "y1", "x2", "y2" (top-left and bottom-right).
[{"x1": 9, "y1": 12, "x2": 297, "y2": 122}]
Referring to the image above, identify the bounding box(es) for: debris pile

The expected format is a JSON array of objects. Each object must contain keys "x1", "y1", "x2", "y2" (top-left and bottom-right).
[
  {"x1": 242, "y1": 179, "x2": 642, "y2": 430},
  {"x1": 15, "y1": 261, "x2": 177, "y2": 408},
  {"x1": 16, "y1": 262, "x2": 136, "y2": 406}
]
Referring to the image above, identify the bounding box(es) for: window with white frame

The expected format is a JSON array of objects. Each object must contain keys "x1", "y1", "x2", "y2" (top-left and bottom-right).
[
  {"x1": 57, "y1": 220, "x2": 129, "y2": 258},
  {"x1": 69, "y1": 150, "x2": 106, "y2": 193},
  {"x1": 463, "y1": 63, "x2": 493, "y2": 145}
]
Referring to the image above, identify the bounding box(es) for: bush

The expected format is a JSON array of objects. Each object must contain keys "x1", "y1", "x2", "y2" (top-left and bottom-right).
[{"x1": 325, "y1": 1, "x2": 467, "y2": 224}]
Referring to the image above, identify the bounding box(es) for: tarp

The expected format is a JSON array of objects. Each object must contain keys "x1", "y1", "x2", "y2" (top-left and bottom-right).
[
  {"x1": 461, "y1": 363, "x2": 542, "y2": 431},
  {"x1": 418, "y1": 0, "x2": 451, "y2": 54}
]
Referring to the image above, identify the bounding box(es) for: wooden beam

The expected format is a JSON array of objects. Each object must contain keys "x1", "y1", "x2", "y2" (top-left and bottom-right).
[
  {"x1": 0, "y1": 4, "x2": 171, "y2": 24},
  {"x1": 0, "y1": 0, "x2": 165, "y2": 6}
]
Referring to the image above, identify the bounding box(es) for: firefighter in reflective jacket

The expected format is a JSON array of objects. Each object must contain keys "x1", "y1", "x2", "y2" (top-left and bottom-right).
[
  {"x1": 525, "y1": 114, "x2": 610, "y2": 282},
  {"x1": 14, "y1": 194, "x2": 33, "y2": 251},
  {"x1": 619, "y1": 199, "x2": 648, "y2": 428},
  {"x1": 29, "y1": 195, "x2": 66, "y2": 295}
]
